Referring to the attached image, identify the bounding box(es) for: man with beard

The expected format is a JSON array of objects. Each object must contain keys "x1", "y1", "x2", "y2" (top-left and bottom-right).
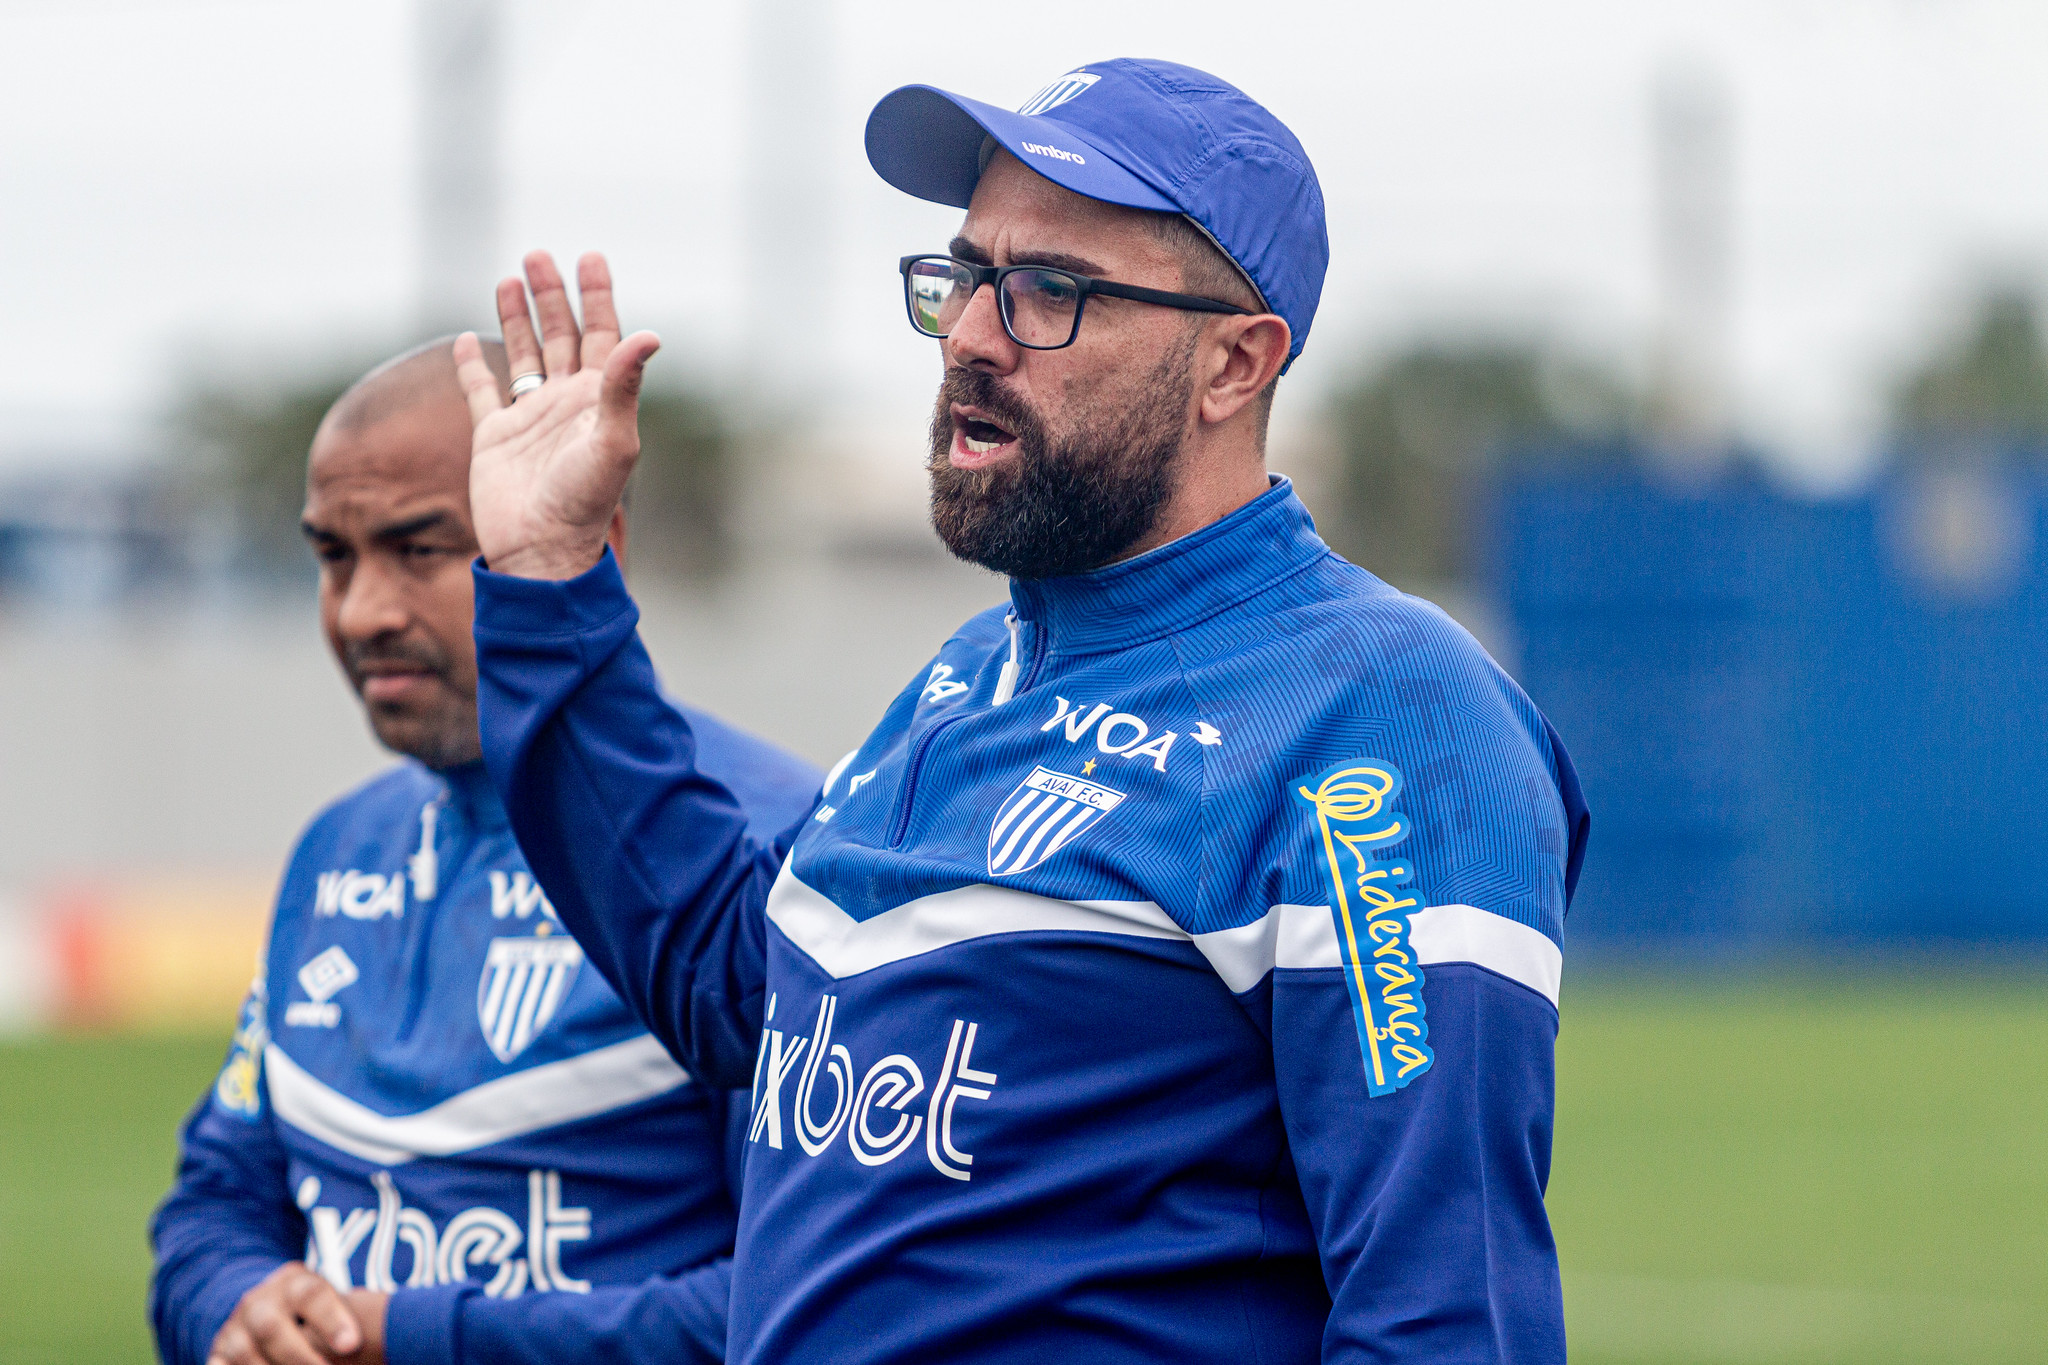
[
  {"x1": 149, "y1": 339, "x2": 820, "y2": 1365},
  {"x1": 457, "y1": 59, "x2": 1589, "y2": 1365}
]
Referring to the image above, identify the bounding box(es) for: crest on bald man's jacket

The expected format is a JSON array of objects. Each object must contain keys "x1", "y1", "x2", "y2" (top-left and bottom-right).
[{"x1": 478, "y1": 931, "x2": 583, "y2": 1063}]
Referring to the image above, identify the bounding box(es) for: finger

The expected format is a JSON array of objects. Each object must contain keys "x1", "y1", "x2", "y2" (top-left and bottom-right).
[
  {"x1": 282, "y1": 1269, "x2": 361, "y2": 1355},
  {"x1": 524, "y1": 249, "x2": 583, "y2": 377},
  {"x1": 453, "y1": 332, "x2": 504, "y2": 428},
  {"x1": 577, "y1": 252, "x2": 623, "y2": 371},
  {"x1": 209, "y1": 1321, "x2": 258, "y2": 1365},
  {"x1": 596, "y1": 330, "x2": 662, "y2": 459},
  {"x1": 241, "y1": 1289, "x2": 329, "y2": 1365},
  {"x1": 497, "y1": 276, "x2": 544, "y2": 384}
]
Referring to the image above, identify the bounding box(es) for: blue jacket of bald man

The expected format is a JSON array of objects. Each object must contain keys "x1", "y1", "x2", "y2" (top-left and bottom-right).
[{"x1": 149, "y1": 707, "x2": 821, "y2": 1365}]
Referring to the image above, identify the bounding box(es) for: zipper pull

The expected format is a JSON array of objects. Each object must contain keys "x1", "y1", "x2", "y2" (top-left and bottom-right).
[
  {"x1": 408, "y1": 798, "x2": 442, "y2": 901},
  {"x1": 993, "y1": 613, "x2": 1024, "y2": 707}
]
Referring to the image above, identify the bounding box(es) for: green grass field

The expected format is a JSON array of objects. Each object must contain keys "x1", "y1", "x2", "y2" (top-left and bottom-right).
[
  {"x1": 1557, "y1": 969, "x2": 2048, "y2": 1364},
  {"x1": 1, "y1": 970, "x2": 2042, "y2": 1364}
]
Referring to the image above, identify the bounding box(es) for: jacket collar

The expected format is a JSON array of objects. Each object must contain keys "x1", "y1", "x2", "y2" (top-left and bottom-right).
[
  {"x1": 1006, "y1": 476, "x2": 1328, "y2": 655},
  {"x1": 437, "y1": 759, "x2": 510, "y2": 831}
]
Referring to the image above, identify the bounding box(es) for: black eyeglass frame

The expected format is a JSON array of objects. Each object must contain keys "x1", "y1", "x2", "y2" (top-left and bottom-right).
[{"x1": 898, "y1": 254, "x2": 1253, "y2": 351}]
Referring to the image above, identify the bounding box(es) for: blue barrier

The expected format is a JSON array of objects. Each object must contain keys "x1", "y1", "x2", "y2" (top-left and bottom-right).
[{"x1": 1490, "y1": 465, "x2": 2047, "y2": 945}]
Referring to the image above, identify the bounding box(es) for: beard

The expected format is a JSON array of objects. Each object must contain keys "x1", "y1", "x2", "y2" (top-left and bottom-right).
[
  {"x1": 926, "y1": 338, "x2": 1196, "y2": 579},
  {"x1": 342, "y1": 634, "x2": 482, "y2": 771}
]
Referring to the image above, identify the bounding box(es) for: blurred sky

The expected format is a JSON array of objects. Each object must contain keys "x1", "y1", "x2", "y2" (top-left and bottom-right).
[{"x1": 4, "y1": 0, "x2": 2048, "y2": 485}]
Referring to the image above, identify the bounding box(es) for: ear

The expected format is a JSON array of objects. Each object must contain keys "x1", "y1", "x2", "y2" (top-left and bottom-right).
[
  {"x1": 605, "y1": 504, "x2": 630, "y2": 575},
  {"x1": 1197, "y1": 314, "x2": 1292, "y2": 428}
]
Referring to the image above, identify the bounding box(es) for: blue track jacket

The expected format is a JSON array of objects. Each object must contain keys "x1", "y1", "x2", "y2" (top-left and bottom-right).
[
  {"x1": 149, "y1": 716, "x2": 820, "y2": 1365},
  {"x1": 472, "y1": 479, "x2": 1590, "y2": 1364}
]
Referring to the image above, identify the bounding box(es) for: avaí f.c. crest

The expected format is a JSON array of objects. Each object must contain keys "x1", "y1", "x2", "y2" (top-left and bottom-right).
[
  {"x1": 986, "y1": 766, "x2": 1126, "y2": 877},
  {"x1": 478, "y1": 933, "x2": 583, "y2": 1063}
]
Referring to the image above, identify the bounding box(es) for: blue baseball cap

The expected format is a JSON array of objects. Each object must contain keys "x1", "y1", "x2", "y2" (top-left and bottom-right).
[{"x1": 865, "y1": 58, "x2": 1329, "y2": 370}]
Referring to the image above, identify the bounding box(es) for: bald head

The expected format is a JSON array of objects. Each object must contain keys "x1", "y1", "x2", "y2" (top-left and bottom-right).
[
  {"x1": 308, "y1": 337, "x2": 511, "y2": 519},
  {"x1": 321, "y1": 335, "x2": 511, "y2": 439}
]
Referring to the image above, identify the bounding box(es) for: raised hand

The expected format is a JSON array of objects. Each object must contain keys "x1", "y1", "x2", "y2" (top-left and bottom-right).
[{"x1": 455, "y1": 250, "x2": 660, "y2": 580}]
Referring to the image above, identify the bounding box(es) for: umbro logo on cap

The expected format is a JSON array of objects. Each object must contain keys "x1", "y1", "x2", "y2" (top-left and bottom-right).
[{"x1": 1020, "y1": 140, "x2": 1085, "y2": 165}]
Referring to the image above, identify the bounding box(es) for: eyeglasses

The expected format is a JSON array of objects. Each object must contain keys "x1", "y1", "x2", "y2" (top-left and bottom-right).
[{"x1": 899, "y1": 254, "x2": 1253, "y2": 351}]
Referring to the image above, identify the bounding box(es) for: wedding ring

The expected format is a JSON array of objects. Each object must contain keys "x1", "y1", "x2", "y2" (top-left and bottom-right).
[{"x1": 510, "y1": 372, "x2": 546, "y2": 399}]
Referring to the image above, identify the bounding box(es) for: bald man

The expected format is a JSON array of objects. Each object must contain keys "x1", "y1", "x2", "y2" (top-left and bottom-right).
[{"x1": 149, "y1": 339, "x2": 821, "y2": 1365}]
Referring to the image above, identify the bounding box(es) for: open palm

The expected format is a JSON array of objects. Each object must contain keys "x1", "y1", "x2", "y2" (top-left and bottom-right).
[{"x1": 455, "y1": 251, "x2": 661, "y2": 580}]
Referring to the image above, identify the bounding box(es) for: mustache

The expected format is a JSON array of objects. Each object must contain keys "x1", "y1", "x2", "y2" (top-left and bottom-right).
[
  {"x1": 931, "y1": 368, "x2": 1045, "y2": 454},
  {"x1": 343, "y1": 636, "x2": 452, "y2": 682}
]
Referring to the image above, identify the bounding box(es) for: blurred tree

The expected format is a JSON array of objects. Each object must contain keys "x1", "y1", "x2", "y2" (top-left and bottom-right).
[
  {"x1": 175, "y1": 370, "x2": 360, "y2": 574},
  {"x1": 627, "y1": 387, "x2": 734, "y2": 579},
  {"x1": 173, "y1": 370, "x2": 737, "y2": 580},
  {"x1": 1890, "y1": 289, "x2": 2048, "y2": 457},
  {"x1": 1322, "y1": 341, "x2": 1640, "y2": 586}
]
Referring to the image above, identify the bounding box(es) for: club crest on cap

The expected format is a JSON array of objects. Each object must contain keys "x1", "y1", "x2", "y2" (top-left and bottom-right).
[{"x1": 1017, "y1": 70, "x2": 1099, "y2": 117}]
